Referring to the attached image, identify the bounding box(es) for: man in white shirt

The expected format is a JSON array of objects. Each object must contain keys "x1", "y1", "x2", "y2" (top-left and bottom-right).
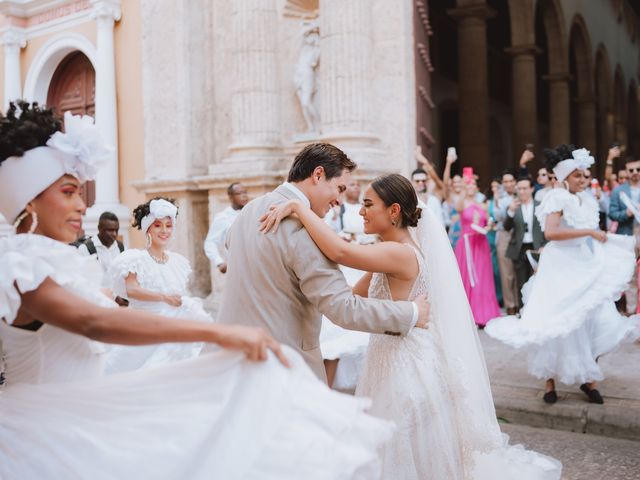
[
  {"x1": 494, "y1": 170, "x2": 520, "y2": 314},
  {"x1": 504, "y1": 177, "x2": 545, "y2": 307},
  {"x1": 411, "y1": 168, "x2": 444, "y2": 225},
  {"x1": 204, "y1": 182, "x2": 249, "y2": 274},
  {"x1": 77, "y1": 211, "x2": 125, "y2": 287}
]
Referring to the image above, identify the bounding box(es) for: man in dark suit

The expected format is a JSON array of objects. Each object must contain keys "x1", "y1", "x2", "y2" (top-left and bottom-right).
[{"x1": 504, "y1": 176, "x2": 546, "y2": 308}]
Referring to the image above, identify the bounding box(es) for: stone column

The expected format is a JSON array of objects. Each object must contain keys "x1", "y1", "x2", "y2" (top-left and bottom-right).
[
  {"x1": 319, "y1": 0, "x2": 374, "y2": 143},
  {"x1": 575, "y1": 96, "x2": 597, "y2": 153},
  {"x1": 1, "y1": 28, "x2": 26, "y2": 110},
  {"x1": 544, "y1": 72, "x2": 571, "y2": 146},
  {"x1": 91, "y1": 0, "x2": 122, "y2": 209},
  {"x1": 227, "y1": 0, "x2": 280, "y2": 160},
  {"x1": 449, "y1": 4, "x2": 494, "y2": 182},
  {"x1": 505, "y1": 44, "x2": 539, "y2": 154}
]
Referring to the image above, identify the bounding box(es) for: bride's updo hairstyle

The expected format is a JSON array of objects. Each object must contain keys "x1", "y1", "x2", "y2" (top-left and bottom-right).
[
  {"x1": 543, "y1": 143, "x2": 576, "y2": 171},
  {"x1": 371, "y1": 174, "x2": 422, "y2": 228},
  {"x1": 0, "y1": 101, "x2": 61, "y2": 164},
  {"x1": 132, "y1": 197, "x2": 178, "y2": 230}
]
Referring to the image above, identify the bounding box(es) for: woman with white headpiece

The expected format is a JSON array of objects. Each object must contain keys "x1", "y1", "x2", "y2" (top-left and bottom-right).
[
  {"x1": 487, "y1": 144, "x2": 640, "y2": 404},
  {"x1": 106, "y1": 196, "x2": 212, "y2": 372},
  {"x1": 0, "y1": 102, "x2": 395, "y2": 479}
]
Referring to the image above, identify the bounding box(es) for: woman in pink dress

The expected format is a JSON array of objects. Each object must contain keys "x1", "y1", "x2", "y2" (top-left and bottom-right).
[{"x1": 454, "y1": 177, "x2": 502, "y2": 326}]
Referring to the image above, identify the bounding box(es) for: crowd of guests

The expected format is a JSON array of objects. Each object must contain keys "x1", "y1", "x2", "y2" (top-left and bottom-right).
[
  {"x1": 73, "y1": 142, "x2": 640, "y2": 333},
  {"x1": 401, "y1": 144, "x2": 640, "y2": 327}
]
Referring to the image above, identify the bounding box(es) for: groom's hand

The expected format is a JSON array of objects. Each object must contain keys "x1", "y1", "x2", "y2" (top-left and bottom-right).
[{"x1": 414, "y1": 295, "x2": 431, "y2": 329}]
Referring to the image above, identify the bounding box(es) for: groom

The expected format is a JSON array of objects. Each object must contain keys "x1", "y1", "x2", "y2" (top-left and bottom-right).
[{"x1": 217, "y1": 143, "x2": 430, "y2": 380}]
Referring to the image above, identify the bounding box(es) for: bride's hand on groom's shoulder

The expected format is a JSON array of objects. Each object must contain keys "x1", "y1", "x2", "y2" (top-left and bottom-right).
[
  {"x1": 414, "y1": 295, "x2": 431, "y2": 329},
  {"x1": 214, "y1": 324, "x2": 291, "y2": 367},
  {"x1": 259, "y1": 200, "x2": 299, "y2": 234}
]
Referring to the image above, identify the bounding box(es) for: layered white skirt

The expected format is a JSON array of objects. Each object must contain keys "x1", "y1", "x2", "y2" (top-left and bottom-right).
[
  {"x1": 0, "y1": 347, "x2": 392, "y2": 480},
  {"x1": 487, "y1": 234, "x2": 640, "y2": 385}
]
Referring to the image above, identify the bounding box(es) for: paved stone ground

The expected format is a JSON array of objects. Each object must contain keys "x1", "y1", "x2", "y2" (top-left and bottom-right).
[
  {"x1": 502, "y1": 423, "x2": 640, "y2": 480},
  {"x1": 481, "y1": 331, "x2": 640, "y2": 439}
]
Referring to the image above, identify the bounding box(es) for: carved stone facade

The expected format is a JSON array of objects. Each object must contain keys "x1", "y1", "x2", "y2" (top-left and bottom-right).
[{"x1": 134, "y1": 0, "x2": 420, "y2": 296}]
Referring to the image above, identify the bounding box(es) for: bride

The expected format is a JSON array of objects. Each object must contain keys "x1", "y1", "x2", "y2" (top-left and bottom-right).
[
  {"x1": 260, "y1": 173, "x2": 562, "y2": 479},
  {"x1": 106, "y1": 196, "x2": 212, "y2": 373},
  {"x1": 0, "y1": 102, "x2": 393, "y2": 479}
]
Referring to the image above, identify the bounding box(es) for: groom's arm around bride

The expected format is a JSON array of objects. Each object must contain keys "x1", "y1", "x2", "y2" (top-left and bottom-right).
[{"x1": 215, "y1": 143, "x2": 428, "y2": 380}]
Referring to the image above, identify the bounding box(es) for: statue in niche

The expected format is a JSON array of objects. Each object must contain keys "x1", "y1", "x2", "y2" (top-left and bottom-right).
[{"x1": 294, "y1": 20, "x2": 320, "y2": 135}]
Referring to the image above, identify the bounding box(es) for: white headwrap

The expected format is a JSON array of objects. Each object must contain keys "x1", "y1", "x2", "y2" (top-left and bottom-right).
[
  {"x1": 552, "y1": 147, "x2": 595, "y2": 183},
  {"x1": 140, "y1": 199, "x2": 178, "y2": 233},
  {"x1": 0, "y1": 111, "x2": 112, "y2": 222}
]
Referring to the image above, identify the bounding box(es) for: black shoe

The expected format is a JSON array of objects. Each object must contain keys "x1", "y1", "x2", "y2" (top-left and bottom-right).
[
  {"x1": 543, "y1": 390, "x2": 558, "y2": 404},
  {"x1": 580, "y1": 384, "x2": 604, "y2": 404}
]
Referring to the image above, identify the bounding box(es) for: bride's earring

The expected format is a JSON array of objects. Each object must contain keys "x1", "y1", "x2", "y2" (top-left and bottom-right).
[
  {"x1": 563, "y1": 180, "x2": 570, "y2": 190},
  {"x1": 391, "y1": 218, "x2": 397, "y2": 227},
  {"x1": 146, "y1": 233, "x2": 152, "y2": 248}
]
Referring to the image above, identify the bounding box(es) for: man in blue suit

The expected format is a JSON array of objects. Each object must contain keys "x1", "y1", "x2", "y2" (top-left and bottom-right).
[{"x1": 609, "y1": 157, "x2": 640, "y2": 312}]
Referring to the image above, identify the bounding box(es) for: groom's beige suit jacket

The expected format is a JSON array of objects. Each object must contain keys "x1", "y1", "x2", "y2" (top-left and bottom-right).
[{"x1": 217, "y1": 185, "x2": 415, "y2": 380}]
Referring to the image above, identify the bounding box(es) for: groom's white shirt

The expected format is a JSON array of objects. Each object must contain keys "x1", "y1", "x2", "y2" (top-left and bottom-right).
[
  {"x1": 283, "y1": 182, "x2": 419, "y2": 325},
  {"x1": 216, "y1": 183, "x2": 417, "y2": 380}
]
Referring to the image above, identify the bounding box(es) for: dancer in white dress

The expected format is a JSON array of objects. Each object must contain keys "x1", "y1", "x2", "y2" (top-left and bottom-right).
[
  {"x1": 107, "y1": 197, "x2": 212, "y2": 372},
  {"x1": 0, "y1": 102, "x2": 394, "y2": 479},
  {"x1": 261, "y1": 173, "x2": 562, "y2": 479},
  {"x1": 487, "y1": 145, "x2": 640, "y2": 404}
]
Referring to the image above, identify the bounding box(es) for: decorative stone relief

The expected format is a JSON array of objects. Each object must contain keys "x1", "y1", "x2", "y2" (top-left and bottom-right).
[{"x1": 294, "y1": 20, "x2": 320, "y2": 137}]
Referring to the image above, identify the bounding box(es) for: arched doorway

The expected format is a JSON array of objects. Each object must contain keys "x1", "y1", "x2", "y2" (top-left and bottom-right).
[
  {"x1": 47, "y1": 51, "x2": 96, "y2": 206},
  {"x1": 535, "y1": 0, "x2": 569, "y2": 148},
  {"x1": 613, "y1": 66, "x2": 627, "y2": 149},
  {"x1": 628, "y1": 81, "x2": 640, "y2": 157},
  {"x1": 594, "y1": 46, "x2": 612, "y2": 173},
  {"x1": 569, "y1": 16, "x2": 596, "y2": 153}
]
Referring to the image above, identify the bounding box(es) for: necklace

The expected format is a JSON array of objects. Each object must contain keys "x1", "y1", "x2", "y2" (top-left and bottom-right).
[{"x1": 147, "y1": 249, "x2": 168, "y2": 264}]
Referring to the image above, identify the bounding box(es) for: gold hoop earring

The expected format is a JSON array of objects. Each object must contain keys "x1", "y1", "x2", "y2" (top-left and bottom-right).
[{"x1": 13, "y1": 210, "x2": 38, "y2": 234}]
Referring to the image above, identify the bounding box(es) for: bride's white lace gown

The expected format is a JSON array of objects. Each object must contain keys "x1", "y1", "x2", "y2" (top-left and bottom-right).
[
  {"x1": 0, "y1": 234, "x2": 393, "y2": 480},
  {"x1": 106, "y1": 249, "x2": 212, "y2": 373},
  {"x1": 357, "y1": 245, "x2": 562, "y2": 480}
]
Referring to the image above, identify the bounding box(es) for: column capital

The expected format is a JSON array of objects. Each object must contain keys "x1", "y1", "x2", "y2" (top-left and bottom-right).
[
  {"x1": 447, "y1": 5, "x2": 496, "y2": 21},
  {"x1": 543, "y1": 72, "x2": 571, "y2": 83},
  {"x1": 504, "y1": 44, "x2": 541, "y2": 57},
  {"x1": 90, "y1": 0, "x2": 122, "y2": 24},
  {"x1": 0, "y1": 27, "x2": 26, "y2": 50}
]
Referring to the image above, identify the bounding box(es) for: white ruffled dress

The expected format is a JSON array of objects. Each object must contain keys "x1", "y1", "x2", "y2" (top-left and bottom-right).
[
  {"x1": 0, "y1": 234, "x2": 393, "y2": 480},
  {"x1": 486, "y1": 189, "x2": 640, "y2": 385},
  {"x1": 106, "y1": 248, "x2": 212, "y2": 373}
]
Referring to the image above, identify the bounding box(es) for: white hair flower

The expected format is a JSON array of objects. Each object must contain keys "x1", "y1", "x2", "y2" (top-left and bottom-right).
[
  {"x1": 46, "y1": 111, "x2": 113, "y2": 182},
  {"x1": 571, "y1": 148, "x2": 595, "y2": 169}
]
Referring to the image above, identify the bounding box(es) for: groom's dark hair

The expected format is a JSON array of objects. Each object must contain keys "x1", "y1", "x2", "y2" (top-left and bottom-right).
[{"x1": 288, "y1": 143, "x2": 356, "y2": 182}]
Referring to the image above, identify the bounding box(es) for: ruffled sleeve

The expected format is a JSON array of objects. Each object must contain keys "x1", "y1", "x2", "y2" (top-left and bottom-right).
[
  {"x1": 536, "y1": 188, "x2": 599, "y2": 231},
  {"x1": 0, "y1": 235, "x2": 114, "y2": 325},
  {"x1": 535, "y1": 189, "x2": 571, "y2": 232},
  {"x1": 107, "y1": 249, "x2": 150, "y2": 297}
]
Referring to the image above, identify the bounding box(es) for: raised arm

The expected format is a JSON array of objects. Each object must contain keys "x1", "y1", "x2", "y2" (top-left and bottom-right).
[
  {"x1": 17, "y1": 277, "x2": 288, "y2": 365},
  {"x1": 416, "y1": 146, "x2": 446, "y2": 200},
  {"x1": 260, "y1": 199, "x2": 418, "y2": 278},
  {"x1": 288, "y1": 231, "x2": 418, "y2": 335}
]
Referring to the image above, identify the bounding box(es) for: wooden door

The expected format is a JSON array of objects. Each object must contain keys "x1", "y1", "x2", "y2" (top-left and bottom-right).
[{"x1": 47, "y1": 51, "x2": 96, "y2": 206}]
